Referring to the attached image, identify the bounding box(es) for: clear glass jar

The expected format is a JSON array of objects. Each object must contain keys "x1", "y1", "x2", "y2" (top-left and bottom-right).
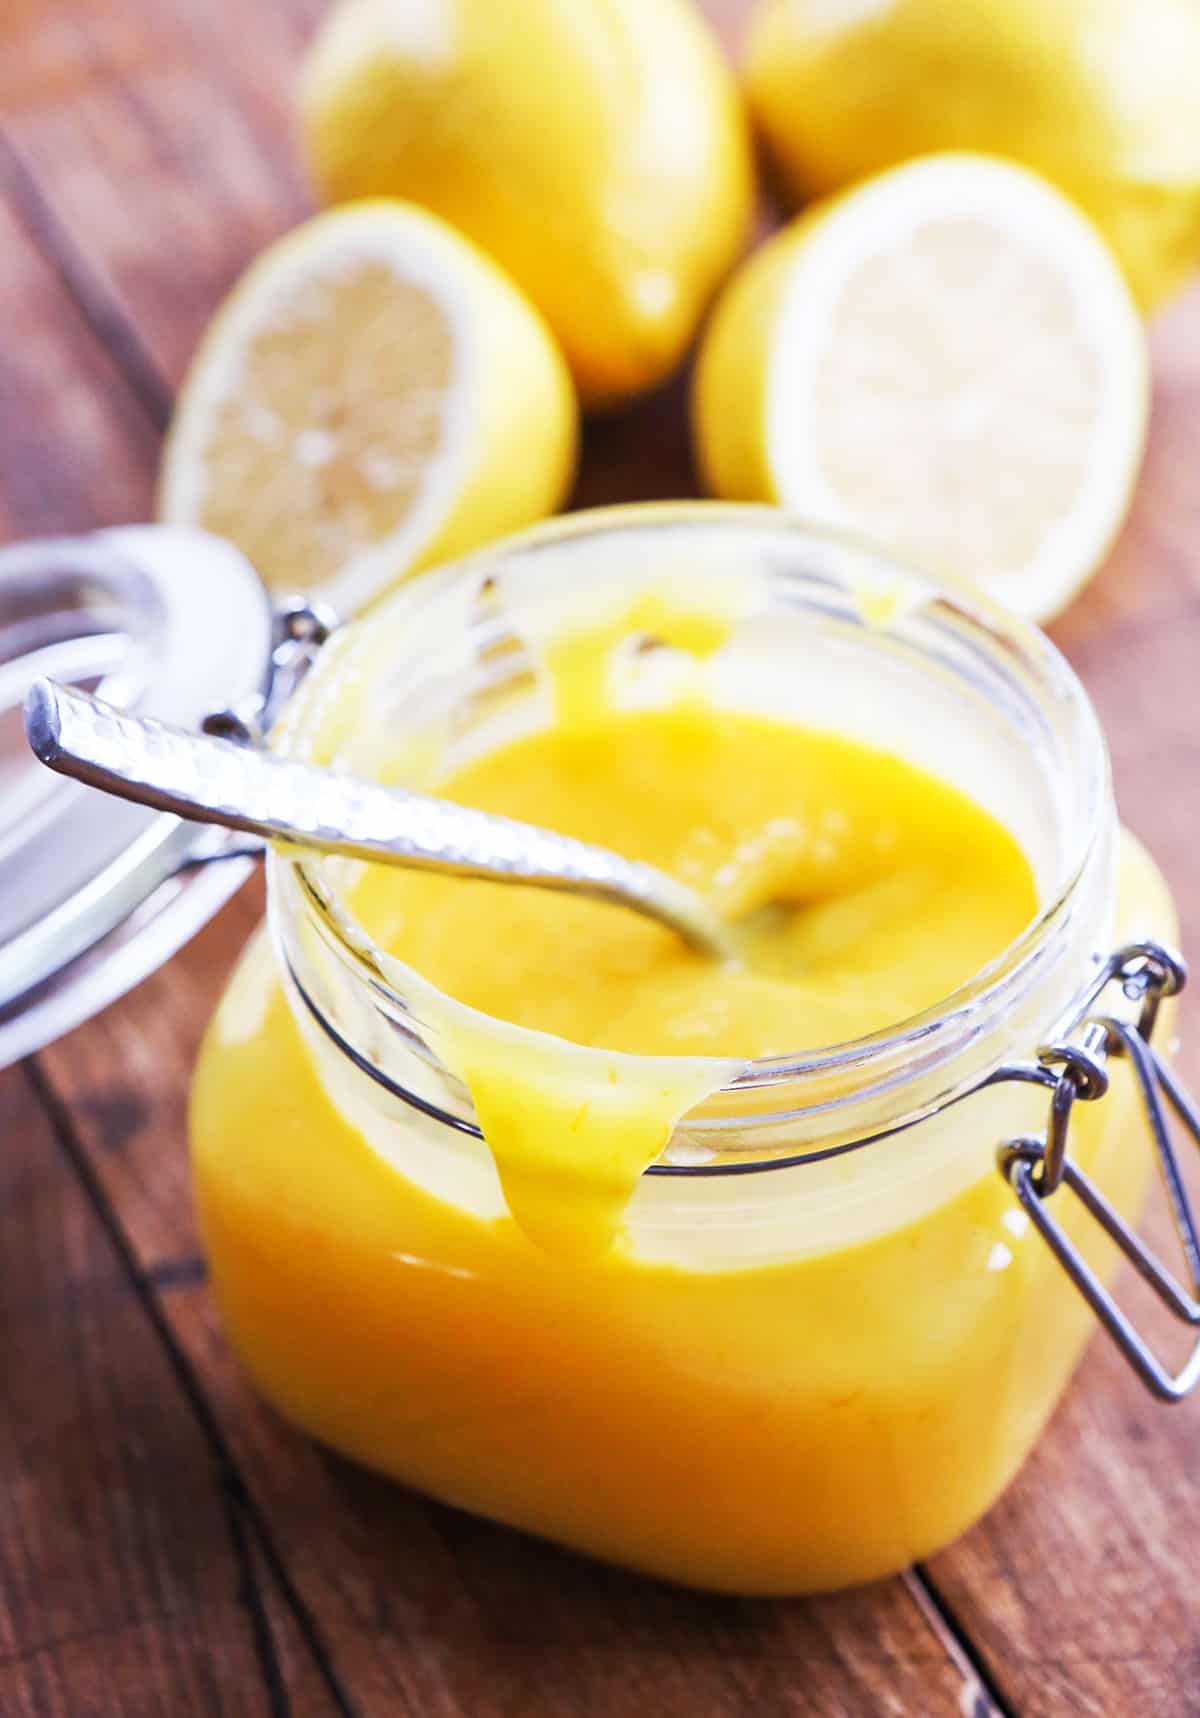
[{"x1": 190, "y1": 505, "x2": 1182, "y2": 1595}]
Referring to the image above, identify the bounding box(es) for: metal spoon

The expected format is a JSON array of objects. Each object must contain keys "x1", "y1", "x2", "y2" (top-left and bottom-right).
[{"x1": 24, "y1": 679, "x2": 738, "y2": 962}]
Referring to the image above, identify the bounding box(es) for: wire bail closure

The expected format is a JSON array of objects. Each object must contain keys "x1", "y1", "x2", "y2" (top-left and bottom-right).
[
  {"x1": 199, "y1": 595, "x2": 337, "y2": 751},
  {"x1": 997, "y1": 942, "x2": 1200, "y2": 1402}
]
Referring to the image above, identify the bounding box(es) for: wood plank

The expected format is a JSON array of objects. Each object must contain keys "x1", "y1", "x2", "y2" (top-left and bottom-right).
[
  {"x1": 234, "y1": 1513, "x2": 350, "y2": 1718},
  {"x1": 0, "y1": 181, "x2": 156, "y2": 538},
  {"x1": 0, "y1": 188, "x2": 339, "y2": 1716},
  {"x1": 0, "y1": 0, "x2": 320, "y2": 385},
  {"x1": 7, "y1": 0, "x2": 1200, "y2": 1710},
  {"x1": 28, "y1": 882, "x2": 261, "y2": 1274},
  {"x1": 923, "y1": 285, "x2": 1200, "y2": 1718},
  {"x1": 0, "y1": 0, "x2": 757, "y2": 408},
  {"x1": 1052, "y1": 284, "x2": 1200, "y2": 1044},
  {"x1": 925, "y1": 1313, "x2": 1200, "y2": 1718},
  {"x1": 925, "y1": 1107, "x2": 1200, "y2": 1718},
  {"x1": 0, "y1": 1064, "x2": 284, "y2": 1718},
  {"x1": 0, "y1": 171, "x2": 256, "y2": 1270},
  {"x1": 0, "y1": 0, "x2": 760, "y2": 523}
]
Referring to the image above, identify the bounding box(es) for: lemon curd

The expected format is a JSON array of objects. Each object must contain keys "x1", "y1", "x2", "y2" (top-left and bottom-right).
[{"x1": 190, "y1": 512, "x2": 1176, "y2": 1592}]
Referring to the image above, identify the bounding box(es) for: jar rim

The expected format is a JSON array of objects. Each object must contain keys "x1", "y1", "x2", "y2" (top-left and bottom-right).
[{"x1": 273, "y1": 502, "x2": 1112, "y2": 1150}]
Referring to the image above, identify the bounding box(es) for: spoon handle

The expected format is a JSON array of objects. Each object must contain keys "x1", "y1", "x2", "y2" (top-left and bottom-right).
[{"x1": 24, "y1": 679, "x2": 734, "y2": 960}]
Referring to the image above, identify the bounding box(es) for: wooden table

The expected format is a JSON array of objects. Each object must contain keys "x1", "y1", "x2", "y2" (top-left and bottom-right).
[{"x1": 3, "y1": 3, "x2": 1199, "y2": 1713}]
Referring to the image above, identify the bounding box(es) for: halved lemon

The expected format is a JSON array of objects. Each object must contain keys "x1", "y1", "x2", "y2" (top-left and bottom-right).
[
  {"x1": 692, "y1": 154, "x2": 1149, "y2": 624},
  {"x1": 159, "y1": 201, "x2": 578, "y2": 615}
]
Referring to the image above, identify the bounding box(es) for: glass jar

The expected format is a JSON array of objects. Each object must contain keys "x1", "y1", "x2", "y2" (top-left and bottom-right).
[{"x1": 190, "y1": 505, "x2": 1195, "y2": 1595}]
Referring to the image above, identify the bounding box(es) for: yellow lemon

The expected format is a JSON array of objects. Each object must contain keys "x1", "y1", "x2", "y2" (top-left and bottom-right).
[
  {"x1": 744, "y1": 0, "x2": 1200, "y2": 310},
  {"x1": 159, "y1": 201, "x2": 577, "y2": 615},
  {"x1": 692, "y1": 155, "x2": 1148, "y2": 625},
  {"x1": 299, "y1": 0, "x2": 755, "y2": 408}
]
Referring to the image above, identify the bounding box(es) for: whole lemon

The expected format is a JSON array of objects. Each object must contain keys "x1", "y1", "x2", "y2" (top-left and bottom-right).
[
  {"x1": 744, "y1": 0, "x2": 1200, "y2": 309},
  {"x1": 300, "y1": 0, "x2": 755, "y2": 408}
]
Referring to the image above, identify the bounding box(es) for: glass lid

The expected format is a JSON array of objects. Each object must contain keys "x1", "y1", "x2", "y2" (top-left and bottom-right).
[{"x1": 0, "y1": 525, "x2": 276, "y2": 1068}]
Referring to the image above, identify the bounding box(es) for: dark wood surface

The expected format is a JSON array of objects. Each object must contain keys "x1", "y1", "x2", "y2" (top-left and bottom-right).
[{"x1": 3, "y1": 2, "x2": 1199, "y2": 1713}]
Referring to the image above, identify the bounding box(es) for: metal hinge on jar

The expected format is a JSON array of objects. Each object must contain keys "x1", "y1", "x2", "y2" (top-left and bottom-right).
[
  {"x1": 180, "y1": 596, "x2": 339, "y2": 867},
  {"x1": 996, "y1": 942, "x2": 1200, "y2": 1402},
  {"x1": 199, "y1": 595, "x2": 337, "y2": 752},
  {"x1": 0, "y1": 528, "x2": 341, "y2": 1069}
]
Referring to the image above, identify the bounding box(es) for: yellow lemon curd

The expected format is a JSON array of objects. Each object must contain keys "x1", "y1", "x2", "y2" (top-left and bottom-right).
[{"x1": 191, "y1": 581, "x2": 1173, "y2": 1593}]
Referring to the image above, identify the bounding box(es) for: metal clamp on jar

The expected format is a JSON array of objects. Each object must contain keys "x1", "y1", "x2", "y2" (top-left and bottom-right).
[{"x1": 995, "y1": 940, "x2": 1200, "y2": 1401}]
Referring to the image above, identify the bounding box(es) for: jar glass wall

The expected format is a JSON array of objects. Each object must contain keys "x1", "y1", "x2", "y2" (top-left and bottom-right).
[{"x1": 190, "y1": 506, "x2": 1178, "y2": 1594}]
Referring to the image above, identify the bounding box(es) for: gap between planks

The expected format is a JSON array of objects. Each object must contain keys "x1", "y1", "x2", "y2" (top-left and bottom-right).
[
  {"x1": 903, "y1": 1570, "x2": 1015, "y2": 1718},
  {"x1": 0, "y1": 123, "x2": 172, "y2": 433},
  {"x1": 22, "y1": 1056, "x2": 360, "y2": 1718}
]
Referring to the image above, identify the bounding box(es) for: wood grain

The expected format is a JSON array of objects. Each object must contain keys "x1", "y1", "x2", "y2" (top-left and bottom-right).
[
  {"x1": 0, "y1": 1065, "x2": 281, "y2": 1718},
  {"x1": 920, "y1": 283, "x2": 1200, "y2": 1718},
  {"x1": 1053, "y1": 285, "x2": 1200, "y2": 1066},
  {"x1": 3, "y1": 0, "x2": 1200, "y2": 1712},
  {"x1": 0, "y1": 0, "x2": 321, "y2": 393},
  {"x1": 0, "y1": 180, "x2": 156, "y2": 538}
]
